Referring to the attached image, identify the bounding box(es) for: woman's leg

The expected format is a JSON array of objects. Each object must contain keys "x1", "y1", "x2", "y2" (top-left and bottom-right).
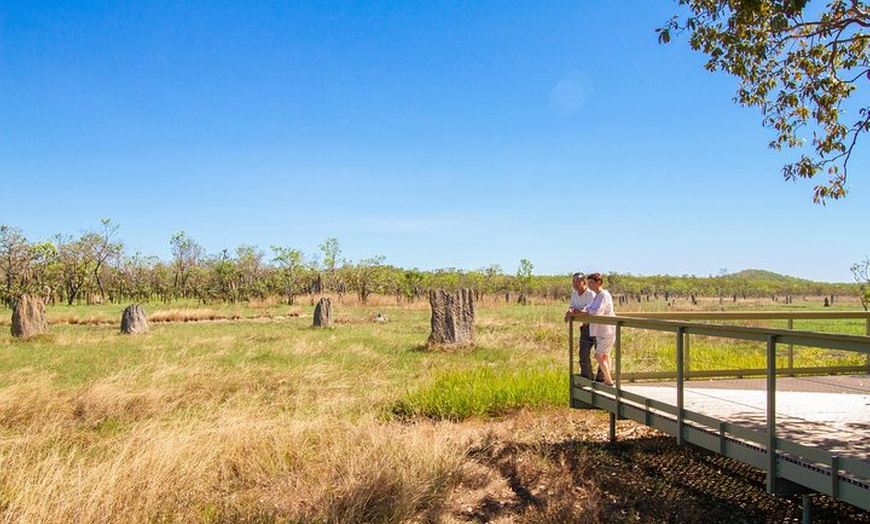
[
  {"x1": 595, "y1": 353, "x2": 614, "y2": 385},
  {"x1": 595, "y1": 336, "x2": 615, "y2": 385}
]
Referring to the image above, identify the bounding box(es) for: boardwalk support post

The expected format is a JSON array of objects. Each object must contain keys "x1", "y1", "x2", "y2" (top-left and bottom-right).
[
  {"x1": 615, "y1": 321, "x2": 622, "y2": 389},
  {"x1": 676, "y1": 326, "x2": 686, "y2": 445},
  {"x1": 605, "y1": 321, "x2": 621, "y2": 443},
  {"x1": 802, "y1": 494, "x2": 812, "y2": 524},
  {"x1": 766, "y1": 334, "x2": 778, "y2": 495}
]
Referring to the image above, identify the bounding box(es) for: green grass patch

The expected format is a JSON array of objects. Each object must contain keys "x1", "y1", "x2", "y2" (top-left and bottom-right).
[{"x1": 390, "y1": 365, "x2": 566, "y2": 421}]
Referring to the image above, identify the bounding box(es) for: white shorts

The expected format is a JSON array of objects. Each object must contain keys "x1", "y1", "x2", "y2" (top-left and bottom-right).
[{"x1": 595, "y1": 335, "x2": 614, "y2": 355}]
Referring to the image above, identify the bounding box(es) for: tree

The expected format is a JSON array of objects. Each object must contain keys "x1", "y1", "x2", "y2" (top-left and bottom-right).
[
  {"x1": 347, "y1": 255, "x2": 387, "y2": 303},
  {"x1": 399, "y1": 268, "x2": 424, "y2": 302},
  {"x1": 150, "y1": 260, "x2": 174, "y2": 304},
  {"x1": 170, "y1": 231, "x2": 203, "y2": 299},
  {"x1": 210, "y1": 249, "x2": 239, "y2": 303},
  {"x1": 516, "y1": 258, "x2": 534, "y2": 304},
  {"x1": 319, "y1": 237, "x2": 342, "y2": 293},
  {"x1": 90, "y1": 219, "x2": 122, "y2": 301},
  {"x1": 30, "y1": 241, "x2": 59, "y2": 304},
  {"x1": 462, "y1": 270, "x2": 486, "y2": 300},
  {"x1": 271, "y1": 246, "x2": 305, "y2": 305},
  {"x1": 55, "y1": 233, "x2": 101, "y2": 305},
  {"x1": 0, "y1": 225, "x2": 31, "y2": 306},
  {"x1": 117, "y1": 251, "x2": 155, "y2": 302},
  {"x1": 480, "y1": 264, "x2": 506, "y2": 296},
  {"x1": 851, "y1": 255, "x2": 870, "y2": 310},
  {"x1": 658, "y1": 0, "x2": 869, "y2": 202},
  {"x1": 235, "y1": 244, "x2": 265, "y2": 301}
]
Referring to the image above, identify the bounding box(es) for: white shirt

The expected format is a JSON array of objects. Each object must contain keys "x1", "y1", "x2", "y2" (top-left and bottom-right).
[
  {"x1": 583, "y1": 289, "x2": 615, "y2": 339},
  {"x1": 570, "y1": 288, "x2": 595, "y2": 311}
]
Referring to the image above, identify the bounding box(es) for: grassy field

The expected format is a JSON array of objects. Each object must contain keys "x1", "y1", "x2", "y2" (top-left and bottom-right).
[{"x1": 0, "y1": 295, "x2": 867, "y2": 523}]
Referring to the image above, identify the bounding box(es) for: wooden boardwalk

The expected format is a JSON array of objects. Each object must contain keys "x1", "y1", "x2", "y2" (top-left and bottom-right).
[
  {"x1": 621, "y1": 375, "x2": 870, "y2": 461},
  {"x1": 567, "y1": 311, "x2": 870, "y2": 514}
]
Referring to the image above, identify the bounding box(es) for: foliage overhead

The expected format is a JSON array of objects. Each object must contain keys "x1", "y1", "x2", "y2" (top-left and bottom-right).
[{"x1": 658, "y1": 0, "x2": 869, "y2": 203}]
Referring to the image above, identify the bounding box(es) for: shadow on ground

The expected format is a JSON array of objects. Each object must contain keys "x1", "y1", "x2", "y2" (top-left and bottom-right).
[{"x1": 446, "y1": 413, "x2": 869, "y2": 524}]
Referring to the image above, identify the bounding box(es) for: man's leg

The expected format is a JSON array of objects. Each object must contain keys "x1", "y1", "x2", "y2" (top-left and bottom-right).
[{"x1": 578, "y1": 325, "x2": 593, "y2": 379}]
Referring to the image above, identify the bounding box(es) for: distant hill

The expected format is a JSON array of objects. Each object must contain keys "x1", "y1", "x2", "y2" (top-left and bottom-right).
[{"x1": 729, "y1": 269, "x2": 813, "y2": 283}]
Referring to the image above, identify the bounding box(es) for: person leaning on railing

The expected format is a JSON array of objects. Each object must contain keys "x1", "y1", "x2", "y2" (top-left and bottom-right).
[
  {"x1": 574, "y1": 272, "x2": 616, "y2": 386},
  {"x1": 564, "y1": 272, "x2": 604, "y2": 381}
]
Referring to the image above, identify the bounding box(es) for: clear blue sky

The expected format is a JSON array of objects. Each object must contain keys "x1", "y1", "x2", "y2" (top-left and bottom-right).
[{"x1": 1, "y1": 1, "x2": 866, "y2": 282}]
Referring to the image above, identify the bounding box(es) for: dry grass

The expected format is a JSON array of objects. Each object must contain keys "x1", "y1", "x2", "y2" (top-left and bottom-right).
[
  {"x1": 0, "y1": 388, "x2": 472, "y2": 523},
  {"x1": 0, "y1": 305, "x2": 307, "y2": 328},
  {"x1": 148, "y1": 309, "x2": 238, "y2": 323},
  {"x1": 247, "y1": 297, "x2": 280, "y2": 309},
  {"x1": 1, "y1": 377, "x2": 865, "y2": 523},
  {"x1": 0, "y1": 360, "x2": 468, "y2": 523},
  {"x1": 0, "y1": 311, "x2": 469, "y2": 522},
  {"x1": 0, "y1": 298, "x2": 867, "y2": 523}
]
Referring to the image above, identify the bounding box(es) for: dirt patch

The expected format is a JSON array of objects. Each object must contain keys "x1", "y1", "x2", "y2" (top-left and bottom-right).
[{"x1": 437, "y1": 410, "x2": 870, "y2": 523}]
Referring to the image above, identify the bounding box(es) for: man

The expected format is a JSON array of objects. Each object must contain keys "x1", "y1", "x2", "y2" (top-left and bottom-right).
[
  {"x1": 578, "y1": 272, "x2": 616, "y2": 386},
  {"x1": 564, "y1": 272, "x2": 601, "y2": 380}
]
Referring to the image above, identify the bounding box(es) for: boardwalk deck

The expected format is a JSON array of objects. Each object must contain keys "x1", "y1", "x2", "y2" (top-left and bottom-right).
[
  {"x1": 621, "y1": 375, "x2": 870, "y2": 461},
  {"x1": 571, "y1": 374, "x2": 870, "y2": 512}
]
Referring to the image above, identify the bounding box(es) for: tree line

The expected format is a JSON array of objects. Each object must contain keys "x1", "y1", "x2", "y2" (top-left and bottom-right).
[{"x1": 0, "y1": 221, "x2": 858, "y2": 309}]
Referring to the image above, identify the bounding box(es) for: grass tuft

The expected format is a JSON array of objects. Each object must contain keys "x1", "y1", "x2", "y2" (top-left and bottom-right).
[{"x1": 391, "y1": 366, "x2": 566, "y2": 421}]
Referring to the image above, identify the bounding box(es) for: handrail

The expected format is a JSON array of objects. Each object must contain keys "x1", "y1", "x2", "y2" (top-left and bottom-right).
[
  {"x1": 615, "y1": 310, "x2": 870, "y2": 376},
  {"x1": 619, "y1": 311, "x2": 870, "y2": 321},
  {"x1": 618, "y1": 310, "x2": 870, "y2": 339},
  {"x1": 574, "y1": 314, "x2": 870, "y2": 354}
]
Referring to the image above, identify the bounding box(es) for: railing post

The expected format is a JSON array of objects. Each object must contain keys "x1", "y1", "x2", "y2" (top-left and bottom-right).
[
  {"x1": 569, "y1": 319, "x2": 575, "y2": 400},
  {"x1": 614, "y1": 321, "x2": 623, "y2": 440},
  {"x1": 615, "y1": 321, "x2": 622, "y2": 388},
  {"x1": 787, "y1": 317, "x2": 794, "y2": 375},
  {"x1": 676, "y1": 326, "x2": 685, "y2": 445},
  {"x1": 685, "y1": 331, "x2": 691, "y2": 380},
  {"x1": 767, "y1": 334, "x2": 778, "y2": 494},
  {"x1": 569, "y1": 319, "x2": 574, "y2": 377}
]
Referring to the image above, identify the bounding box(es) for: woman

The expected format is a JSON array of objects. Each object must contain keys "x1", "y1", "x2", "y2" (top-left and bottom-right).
[{"x1": 580, "y1": 273, "x2": 616, "y2": 386}]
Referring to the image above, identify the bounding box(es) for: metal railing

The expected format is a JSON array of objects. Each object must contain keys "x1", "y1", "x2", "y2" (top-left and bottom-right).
[
  {"x1": 614, "y1": 311, "x2": 870, "y2": 380},
  {"x1": 568, "y1": 312, "x2": 870, "y2": 514}
]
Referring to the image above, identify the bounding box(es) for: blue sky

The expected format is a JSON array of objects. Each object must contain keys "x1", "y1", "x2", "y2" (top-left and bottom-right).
[{"x1": 1, "y1": 1, "x2": 866, "y2": 282}]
